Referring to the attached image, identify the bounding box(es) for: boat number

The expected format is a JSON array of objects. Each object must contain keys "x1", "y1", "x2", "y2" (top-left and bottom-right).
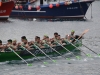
[
  {"x1": 0, "y1": 10, "x2": 6, "y2": 13},
  {"x1": 67, "y1": 7, "x2": 78, "y2": 10}
]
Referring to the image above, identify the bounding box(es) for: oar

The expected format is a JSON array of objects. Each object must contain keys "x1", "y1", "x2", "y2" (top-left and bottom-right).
[
  {"x1": 64, "y1": 39, "x2": 91, "y2": 57},
  {"x1": 73, "y1": 29, "x2": 99, "y2": 56},
  {"x1": 33, "y1": 44, "x2": 56, "y2": 63},
  {"x1": 55, "y1": 40, "x2": 79, "y2": 59},
  {"x1": 76, "y1": 29, "x2": 89, "y2": 40},
  {"x1": 82, "y1": 44, "x2": 99, "y2": 56},
  {"x1": 8, "y1": 47, "x2": 32, "y2": 66},
  {"x1": 44, "y1": 42, "x2": 68, "y2": 60},
  {"x1": 21, "y1": 46, "x2": 48, "y2": 64}
]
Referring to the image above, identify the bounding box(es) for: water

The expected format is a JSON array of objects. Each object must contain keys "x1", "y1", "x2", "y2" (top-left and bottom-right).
[{"x1": 0, "y1": 1, "x2": 100, "y2": 75}]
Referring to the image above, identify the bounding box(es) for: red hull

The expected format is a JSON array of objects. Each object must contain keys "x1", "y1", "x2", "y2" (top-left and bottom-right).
[{"x1": 0, "y1": 1, "x2": 14, "y2": 20}]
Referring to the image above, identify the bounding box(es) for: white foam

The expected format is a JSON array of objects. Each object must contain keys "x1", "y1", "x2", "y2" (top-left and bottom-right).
[{"x1": 41, "y1": 65, "x2": 46, "y2": 68}]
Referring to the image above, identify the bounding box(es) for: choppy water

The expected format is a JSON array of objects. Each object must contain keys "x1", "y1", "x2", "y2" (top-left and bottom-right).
[{"x1": 0, "y1": 1, "x2": 100, "y2": 75}]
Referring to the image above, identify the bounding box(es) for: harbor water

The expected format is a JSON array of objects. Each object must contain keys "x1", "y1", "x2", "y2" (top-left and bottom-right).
[{"x1": 0, "y1": 1, "x2": 100, "y2": 75}]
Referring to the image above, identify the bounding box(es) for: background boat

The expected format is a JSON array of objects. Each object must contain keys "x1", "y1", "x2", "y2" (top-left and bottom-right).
[
  {"x1": 10, "y1": 0, "x2": 94, "y2": 19},
  {"x1": 0, "y1": 1, "x2": 14, "y2": 20}
]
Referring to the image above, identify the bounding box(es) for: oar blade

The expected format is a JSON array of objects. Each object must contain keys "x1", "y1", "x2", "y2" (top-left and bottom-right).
[
  {"x1": 43, "y1": 62, "x2": 48, "y2": 64},
  {"x1": 98, "y1": 54, "x2": 100, "y2": 56},
  {"x1": 66, "y1": 58, "x2": 70, "y2": 60},
  {"x1": 53, "y1": 60, "x2": 56, "y2": 63},
  {"x1": 27, "y1": 64, "x2": 32, "y2": 66},
  {"x1": 86, "y1": 54, "x2": 92, "y2": 57},
  {"x1": 76, "y1": 56, "x2": 81, "y2": 60}
]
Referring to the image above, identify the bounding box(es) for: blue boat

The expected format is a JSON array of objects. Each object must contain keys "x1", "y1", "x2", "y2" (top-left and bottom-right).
[{"x1": 10, "y1": 0, "x2": 94, "y2": 19}]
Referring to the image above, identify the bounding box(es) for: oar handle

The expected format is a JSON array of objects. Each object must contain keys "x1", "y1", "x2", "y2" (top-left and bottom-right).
[
  {"x1": 21, "y1": 46, "x2": 48, "y2": 64},
  {"x1": 9, "y1": 47, "x2": 31, "y2": 66},
  {"x1": 55, "y1": 40, "x2": 75, "y2": 57},
  {"x1": 34, "y1": 44, "x2": 56, "y2": 63}
]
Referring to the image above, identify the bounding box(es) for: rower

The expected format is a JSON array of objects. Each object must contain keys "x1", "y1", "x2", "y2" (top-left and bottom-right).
[
  {"x1": 18, "y1": 36, "x2": 27, "y2": 46},
  {"x1": 6, "y1": 39, "x2": 13, "y2": 47},
  {"x1": 65, "y1": 30, "x2": 75, "y2": 42},
  {"x1": 53, "y1": 32, "x2": 59, "y2": 40},
  {"x1": 5, "y1": 39, "x2": 14, "y2": 51},
  {"x1": 12, "y1": 39, "x2": 18, "y2": 50},
  {"x1": 42, "y1": 35, "x2": 53, "y2": 47},
  {"x1": 34, "y1": 36, "x2": 45, "y2": 48},
  {"x1": 22, "y1": 38, "x2": 31, "y2": 50},
  {"x1": 53, "y1": 35, "x2": 63, "y2": 45},
  {"x1": 0, "y1": 40, "x2": 5, "y2": 52},
  {"x1": 21, "y1": 36, "x2": 27, "y2": 42},
  {"x1": 18, "y1": 36, "x2": 30, "y2": 50}
]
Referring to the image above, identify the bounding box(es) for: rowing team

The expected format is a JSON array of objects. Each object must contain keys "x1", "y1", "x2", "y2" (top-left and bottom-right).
[{"x1": 0, "y1": 31, "x2": 82, "y2": 52}]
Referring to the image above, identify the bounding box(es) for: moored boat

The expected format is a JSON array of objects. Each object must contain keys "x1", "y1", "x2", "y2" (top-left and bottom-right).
[
  {"x1": 0, "y1": 1, "x2": 14, "y2": 20},
  {"x1": 10, "y1": 0, "x2": 94, "y2": 19},
  {"x1": 0, "y1": 40, "x2": 82, "y2": 62}
]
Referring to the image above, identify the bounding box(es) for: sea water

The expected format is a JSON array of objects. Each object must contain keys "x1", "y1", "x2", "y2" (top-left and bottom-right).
[{"x1": 0, "y1": 1, "x2": 100, "y2": 75}]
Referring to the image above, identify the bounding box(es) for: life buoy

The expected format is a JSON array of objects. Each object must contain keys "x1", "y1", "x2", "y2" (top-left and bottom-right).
[
  {"x1": 19, "y1": 5, "x2": 23, "y2": 9},
  {"x1": 56, "y1": 3, "x2": 60, "y2": 7},
  {"x1": 36, "y1": 6, "x2": 40, "y2": 10},
  {"x1": 15, "y1": 5, "x2": 18, "y2": 9},
  {"x1": 28, "y1": 5, "x2": 32, "y2": 10},
  {"x1": 49, "y1": 4, "x2": 53, "y2": 8}
]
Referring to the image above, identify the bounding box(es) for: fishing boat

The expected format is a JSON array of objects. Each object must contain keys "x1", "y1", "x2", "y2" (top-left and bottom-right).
[
  {"x1": 0, "y1": 0, "x2": 14, "y2": 20},
  {"x1": 10, "y1": 0, "x2": 94, "y2": 19},
  {"x1": 0, "y1": 40, "x2": 82, "y2": 62}
]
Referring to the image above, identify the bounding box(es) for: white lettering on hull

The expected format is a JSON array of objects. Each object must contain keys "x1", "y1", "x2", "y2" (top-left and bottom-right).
[
  {"x1": 67, "y1": 7, "x2": 78, "y2": 10},
  {"x1": 0, "y1": 10, "x2": 6, "y2": 13}
]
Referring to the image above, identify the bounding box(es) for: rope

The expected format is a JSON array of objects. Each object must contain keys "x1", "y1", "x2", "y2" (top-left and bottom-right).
[{"x1": 78, "y1": 1, "x2": 87, "y2": 19}]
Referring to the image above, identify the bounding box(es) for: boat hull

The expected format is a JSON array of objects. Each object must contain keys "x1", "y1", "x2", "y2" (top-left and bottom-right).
[
  {"x1": 0, "y1": 1, "x2": 14, "y2": 20},
  {"x1": 0, "y1": 41, "x2": 82, "y2": 62},
  {"x1": 10, "y1": 0, "x2": 93, "y2": 19}
]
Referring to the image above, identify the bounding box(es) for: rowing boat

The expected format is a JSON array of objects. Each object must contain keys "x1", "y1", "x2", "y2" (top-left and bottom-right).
[{"x1": 0, "y1": 40, "x2": 82, "y2": 62}]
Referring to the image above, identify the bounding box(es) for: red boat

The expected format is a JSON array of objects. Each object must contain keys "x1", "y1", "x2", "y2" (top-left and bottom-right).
[{"x1": 0, "y1": 1, "x2": 14, "y2": 20}]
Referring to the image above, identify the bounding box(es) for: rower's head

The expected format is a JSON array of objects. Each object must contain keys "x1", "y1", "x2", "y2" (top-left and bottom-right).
[
  {"x1": 0, "y1": 40, "x2": 2, "y2": 45},
  {"x1": 21, "y1": 36, "x2": 26, "y2": 42},
  {"x1": 23, "y1": 39, "x2": 28, "y2": 44},
  {"x1": 54, "y1": 32, "x2": 58, "y2": 39},
  {"x1": 45, "y1": 36, "x2": 49, "y2": 41},
  {"x1": 35, "y1": 36, "x2": 39, "y2": 41},
  {"x1": 12, "y1": 39, "x2": 17, "y2": 45},
  {"x1": 57, "y1": 35, "x2": 61, "y2": 40},
  {"x1": 37, "y1": 36, "x2": 40, "y2": 42},
  {"x1": 35, "y1": 36, "x2": 40, "y2": 42},
  {"x1": 43, "y1": 35, "x2": 48, "y2": 40},
  {"x1": 71, "y1": 30, "x2": 75, "y2": 35},
  {"x1": 7, "y1": 39, "x2": 12, "y2": 44}
]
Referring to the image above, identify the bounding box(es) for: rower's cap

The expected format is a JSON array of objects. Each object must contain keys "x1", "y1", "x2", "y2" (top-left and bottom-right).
[
  {"x1": 44, "y1": 35, "x2": 48, "y2": 37},
  {"x1": 71, "y1": 30, "x2": 75, "y2": 32},
  {"x1": 13, "y1": 39, "x2": 17, "y2": 42}
]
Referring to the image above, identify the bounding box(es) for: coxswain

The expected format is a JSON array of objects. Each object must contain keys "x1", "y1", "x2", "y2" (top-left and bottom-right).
[{"x1": 65, "y1": 30, "x2": 75, "y2": 42}]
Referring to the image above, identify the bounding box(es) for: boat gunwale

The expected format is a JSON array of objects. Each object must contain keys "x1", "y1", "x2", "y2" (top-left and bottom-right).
[{"x1": 0, "y1": 40, "x2": 82, "y2": 53}]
